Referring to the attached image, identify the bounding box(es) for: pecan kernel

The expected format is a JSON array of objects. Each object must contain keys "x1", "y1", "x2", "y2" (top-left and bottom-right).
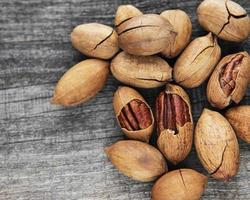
[
  {"x1": 219, "y1": 54, "x2": 243, "y2": 96},
  {"x1": 118, "y1": 99, "x2": 152, "y2": 131},
  {"x1": 156, "y1": 92, "x2": 191, "y2": 135}
]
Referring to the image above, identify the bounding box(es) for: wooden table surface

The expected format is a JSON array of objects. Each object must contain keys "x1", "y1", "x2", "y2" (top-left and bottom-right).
[{"x1": 0, "y1": 0, "x2": 249, "y2": 199}]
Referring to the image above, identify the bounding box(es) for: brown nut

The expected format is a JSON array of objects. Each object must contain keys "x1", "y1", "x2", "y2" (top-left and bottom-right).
[
  {"x1": 174, "y1": 32, "x2": 221, "y2": 88},
  {"x1": 71, "y1": 23, "x2": 119, "y2": 59},
  {"x1": 160, "y1": 9, "x2": 192, "y2": 58},
  {"x1": 113, "y1": 86, "x2": 154, "y2": 143},
  {"x1": 155, "y1": 84, "x2": 193, "y2": 164},
  {"x1": 105, "y1": 140, "x2": 167, "y2": 182},
  {"x1": 117, "y1": 14, "x2": 176, "y2": 56},
  {"x1": 115, "y1": 5, "x2": 142, "y2": 27},
  {"x1": 207, "y1": 51, "x2": 250, "y2": 109},
  {"x1": 197, "y1": 0, "x2": 250, "y2": 42},
  {"x1": 111, "y1": 51, "x2": 172, "y2": 88},
  {"x1": 195, "y1": 109, "x2": 239, "y2": 181},
  {"x1": 51, "y1": 59, "x2": 109, "y2": 106},
  {"x1": 152, "y1": 169, "x2": 208, "y2": 200},
  {"x1": 225, "y1": 105, "x2": 250, "y2": 143}
]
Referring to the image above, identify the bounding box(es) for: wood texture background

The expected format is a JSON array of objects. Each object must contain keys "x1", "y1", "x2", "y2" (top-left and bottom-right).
[{"x1": 0, "y1": 0, "x2": 249, "y2": 199}]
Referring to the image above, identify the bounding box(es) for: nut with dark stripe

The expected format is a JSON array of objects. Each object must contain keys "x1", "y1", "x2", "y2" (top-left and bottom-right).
[
  {"x1": 113, "y1": 86, "x2": 154, "y2": 143},
  {"x1": 155, "y1": 84, "x2": 193, "y2": 164}
]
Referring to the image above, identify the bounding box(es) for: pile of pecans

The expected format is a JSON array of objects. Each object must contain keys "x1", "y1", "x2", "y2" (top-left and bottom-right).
[{"x1": 51, "y1": 0, "x2": 250, "y2": 199}]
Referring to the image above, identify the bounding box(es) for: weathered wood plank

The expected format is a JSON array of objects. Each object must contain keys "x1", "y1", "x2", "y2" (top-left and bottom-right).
[{"x1": 0, "y1": 0, "x2": 249, "y2": 199}]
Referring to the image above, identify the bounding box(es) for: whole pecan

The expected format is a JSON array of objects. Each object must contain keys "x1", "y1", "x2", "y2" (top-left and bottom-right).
[
  {"x1": 155, "y1": 84, "x2": 193, "y2": 164},
  {"x1": 207, "y1": 51, "x2": 250, "y2": 109},
  {"x1": 195, "y1": 109, "x2": 239, "y2": 181},
  {"x1": 113, "y1": 86, "x2": 154, "y2": 143}
]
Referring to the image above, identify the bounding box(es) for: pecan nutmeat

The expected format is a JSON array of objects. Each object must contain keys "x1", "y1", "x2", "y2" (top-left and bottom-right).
[
  {"x1": 219, "y1": 54, "x2": 243, "y2": 96},
  {"x1": 156, "y1": 92, "x2": 191, "y2": 134},
  {"x1": 118, "y1": 99, "x2": 152, "y2": 131}
]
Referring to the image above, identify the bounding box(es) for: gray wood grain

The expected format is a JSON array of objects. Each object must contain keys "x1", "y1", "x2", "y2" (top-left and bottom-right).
[{"x1": 0, "y1": 0, "x2": 249, "y2": 199}]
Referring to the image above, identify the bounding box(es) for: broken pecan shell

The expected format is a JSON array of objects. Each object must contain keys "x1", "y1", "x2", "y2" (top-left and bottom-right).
[
  {"x1": 225, "y1": 105, "x2": 250, "y2": 143},
  {"x1": 117, "y1": 14, "x2": 176, "y2": 56},
  {"x1": 173, "y1": 32, "x2": 221, "y2": 88},
  {"x1": 71, "y1": 23, "x2": 119, "y2": 59},
  {"x1": 155, "y1": 84, "x2": 193, "y2": 164},
  {"x1": 195, "y1": 109, "x2": 239, "y2": 181},
  {"x1": 113, "y1": 86, "x2": 154, "y2": 143},
  {"x1": 207, "y1": 51, "x2": 250, "y2": 109},
  {"x1": 152, "y1": 169, "x2": 208, "y2": 200},
  {"x1": 111, "y1": 51, "x2": 172, "y2": 88},
  {"x1": 197, "y1": 0, "x2": 250, "y2": 42}
]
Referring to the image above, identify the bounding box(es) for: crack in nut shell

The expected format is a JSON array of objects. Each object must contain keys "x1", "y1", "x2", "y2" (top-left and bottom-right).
[
  {"x1": 113, "y1": 86, "x2": 154, "y2": 143},
  {"x1": 118, "y1": 99, "x2": 152, "y2": 131},
  {"x1": 156, "y1": 92, "x2": 191, "y2": 135},
  {"x1": 219, "y1": 54, "x2": 243, "y2": 96}
]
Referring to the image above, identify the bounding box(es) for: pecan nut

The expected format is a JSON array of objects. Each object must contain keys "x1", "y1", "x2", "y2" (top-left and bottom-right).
[
  {"x1": 195, "y1": 109, "x2": 239, "y2": 181},
  {"x1": 155, "y1": 84, "x2": 193, "y2": 164},
  {"x1": 113, "y1": 86, "x2": 154, "y2": 143},
  {"x1": 207, "y1": 51, "x2": 250, "y2": 109}
]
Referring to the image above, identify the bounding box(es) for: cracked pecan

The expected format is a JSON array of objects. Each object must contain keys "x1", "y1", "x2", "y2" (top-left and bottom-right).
[
  {"x1": 207, "y1": 51, "x2": 250, "y2": 109},
  {"x1": 152, "y1": 169, "x2": 208, "y2": 200},
  {"x1": 71, "y1": 23, "x2": 119, "y2": 59},
  {"x1": 111, "y1": 51, "x2": 172, "y2": 88},
  {"x1": 173, "y1": 32, "x2": 221, "y2": 88},
  {"x1": 155, "y1": 84, "x2": 193, "y2": 165},
  {"x1": 195, "y1": 109, "x2": 239, "y2": 181},
  {"x1": 197, "y1": 0, "x2": 250, "y2": 42},
  {"x1": 113, "y1": 86, "x2": 154, "y2": 143},
  {"x1": 117, "y1": 14, "x2": 176, "y2": 56}
]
